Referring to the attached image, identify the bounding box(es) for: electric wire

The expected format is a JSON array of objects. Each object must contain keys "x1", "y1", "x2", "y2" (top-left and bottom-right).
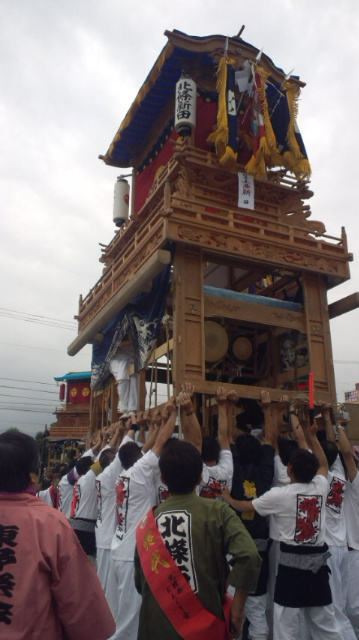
[
  {"x1": 0, "y1": 377, "x2": 59, "y2": 386},
  {"x1": 0, "y1": 307, "x2": 76, "y2": 324},
  {"x1": 0, "y1": 385, "x2": 58, "y2": 395},
  {"x1": 0, "y1": 308, "x2": 77, "y2": 331}
]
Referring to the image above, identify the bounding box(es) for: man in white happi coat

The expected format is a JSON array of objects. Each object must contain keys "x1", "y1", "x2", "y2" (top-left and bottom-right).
[{"x1": 107, "y1": 400, "x2": 177, "y2": 640}]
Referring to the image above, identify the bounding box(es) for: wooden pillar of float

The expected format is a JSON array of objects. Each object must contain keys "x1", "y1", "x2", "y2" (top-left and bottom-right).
[
  {"x1": 301, "y1": 274, "x2": 336, "y2": 401},
  {"x1": 172, "y1": 245, "x2": 205, "y2": 396}
]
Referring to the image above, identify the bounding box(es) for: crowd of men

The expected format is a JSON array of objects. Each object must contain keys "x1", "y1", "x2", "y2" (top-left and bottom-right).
[{"x1": 1, "y1": 385, "x2": 358, "y2": 640}]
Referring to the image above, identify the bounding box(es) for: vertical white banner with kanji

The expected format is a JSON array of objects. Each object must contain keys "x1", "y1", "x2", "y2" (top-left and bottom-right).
[{"x1": 238, "y1": 172, "x2": 255, "y2": 210}]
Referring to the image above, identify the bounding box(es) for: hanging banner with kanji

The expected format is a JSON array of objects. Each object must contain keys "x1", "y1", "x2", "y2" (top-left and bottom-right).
[{"x1": 238, "y1": 172, "x2": 255, "y2": 209}]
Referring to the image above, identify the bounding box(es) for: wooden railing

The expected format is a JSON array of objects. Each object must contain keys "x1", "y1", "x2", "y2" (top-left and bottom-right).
[{"x1": 75, "y1": 144, "x2": 350, "y2": 332}]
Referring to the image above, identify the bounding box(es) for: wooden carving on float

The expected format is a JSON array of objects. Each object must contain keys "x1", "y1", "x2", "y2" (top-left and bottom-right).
[{"x1": 67, "y1": 30, "x2": 357, "y2": 419}]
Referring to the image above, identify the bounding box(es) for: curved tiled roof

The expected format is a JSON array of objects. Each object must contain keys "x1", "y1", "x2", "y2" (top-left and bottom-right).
[{"x1": 102, "y1": 30, "x2": 303, "y2": 169}]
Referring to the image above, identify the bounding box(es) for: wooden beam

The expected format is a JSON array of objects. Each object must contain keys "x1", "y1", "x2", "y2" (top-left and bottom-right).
[
  {"x1": 147, "y1": 338, "x2": 174, "y2": 363},
  {"x1": 179, "y1": 379, "x2": 333, "y2": 403},
  {"x1": 204, "y1": 295, "x2": 305, "y2": 332},
  {"x1": 256, "y1": 275, "x2": 294, "y2": 297},
  {"x1": 329, "y1": 292, "x2": 359, "y2": 319},
  {"x1": 67, "y1": 249, "x2": 171, "y2": 356}
]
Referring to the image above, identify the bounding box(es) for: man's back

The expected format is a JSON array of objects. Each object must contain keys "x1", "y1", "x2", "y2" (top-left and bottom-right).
[
  {"x1": 0, "y1": 491, "x2": 114, "y2": 640},
  {"x1": 135, "y1": 492, "x2": 261, "y2": 640},
  {"x1": 111, "y1": 450, "x2": 159, "y2": 561}
]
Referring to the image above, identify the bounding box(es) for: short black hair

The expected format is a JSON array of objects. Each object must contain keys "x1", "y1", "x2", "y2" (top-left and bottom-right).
[
  {"x1": 235, "y1": 398, "x2": 264, "y2": 429},
  {"x1": 159, "y1": 439, "x2": 203, "y2": 493},
  {"x1": 235, "y1": 413, "x2": 252, "y2": 433},
  {"x1": 201, "y1": 436, "x2": 220, "y2": 463},
  {"x1": 0, "y1": 431, "x2": 39, "y2": 492},
  {"x1": 119, "y1": 442, "x2": 142, "y2": 470},
  {"x1": 321, "y1": 440, "x2": 339, "y2": 468},
  {"x1": 288, "y1": 448, "x2": 319, "y2": 483},
  {"x1": 99, "y1": 448, "x2": 115, "y2": 470},
  {"x1": 53, "y1": 462, "x2": 69, "y2": 477},
  {"x1": 75, "y1": 456, "x2": 93, "y2": 476},
  {"x1": 235, "y1": 434, "x2": 262, "y2": 465},
  {"x1": 277, "y1": 436, "x2": 298, "y2": 466}
]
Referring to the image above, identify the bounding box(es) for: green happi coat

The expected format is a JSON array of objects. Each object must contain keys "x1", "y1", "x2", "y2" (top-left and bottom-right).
[{"x1": 134, "y1": 492, "x2": 261, "y2": 640}]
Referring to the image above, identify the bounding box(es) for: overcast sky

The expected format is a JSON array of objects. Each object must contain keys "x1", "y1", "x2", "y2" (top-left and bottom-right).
[{"x1": 1, "y1": 0, "x2": 358, "y2": 435}]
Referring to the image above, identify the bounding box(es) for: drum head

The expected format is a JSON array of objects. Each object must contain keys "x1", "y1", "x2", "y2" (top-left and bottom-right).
[
  {"x1": 232, "y1": 336, "x2": 253, "y2": 361},
  {"x1": 204, "y1": 321, "x2": 229, "y2": 362}
]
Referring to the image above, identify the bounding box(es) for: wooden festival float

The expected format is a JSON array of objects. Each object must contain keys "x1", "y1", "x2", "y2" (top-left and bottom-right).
[
  {"x1": 47, "y1": 372, "x2": 91, "y2": 464},
  {"x1": 67, "y1": 30, "x2": 358, "y2": 431}
]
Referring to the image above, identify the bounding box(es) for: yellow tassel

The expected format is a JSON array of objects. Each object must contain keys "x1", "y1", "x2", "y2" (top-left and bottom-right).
[
  {"x1": 296, "y1": 157, "x2": 311, "y2": 177},
  {"x1": 207, "y1": 56, "x2": 231, "y2": 162},
  {"x1": 283, "y1": 81, "x2": 311, "y2": 176},
  {"x1": 245, "y1": 136, "x2": 268, "y2": 179},
  {"x1": 256, "y1": 66, "x2": 282, "y2": 167},
  {"x1": 284, "y1": 81, "x2": 303, "y2": 160},
  {"x1": 220, "y1": 146, "x2": 237, "y2": 167},
  {"x1": 282, "y1": 151, "x2": 311, "y2": 178}
]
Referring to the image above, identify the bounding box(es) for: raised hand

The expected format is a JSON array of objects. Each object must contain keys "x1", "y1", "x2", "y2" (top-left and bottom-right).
[
  {"x1": 227, "y1": 390, "x2": 239, "y2": 404},
  {"x1": 177, "y1": 391, "x2": 193, "y2": 414},
  {"x1": 164, "y1": 397, "x2": 177, "y2": 415},
  {"x1": 181, "y1": 382, "x2": 195, "y2": 397},
  {"x1": 216, "y1": 386, "x2": 227, "y2": 405}
]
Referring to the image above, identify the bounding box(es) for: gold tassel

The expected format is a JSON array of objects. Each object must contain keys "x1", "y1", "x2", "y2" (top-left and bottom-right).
[
  {"x1": 207, "y1": 56, "x2": 237, "y2": 164},
  {"x1": 245, "y1": 136, "x2": 269, "y2": 179},
  {"x1": 284, "y1": 81, "x2": 303, "y2": 159},
  {"x1": 220, "y1": 145, "x2": 237, "y2": 167},
  {"x1": 256, "y1": 66, "x2": 282, "y2": 168},
  {"x1": 282, "y1": 150, "x2": 311, "y2": 178},
  {"x1": 294, "y1": 157, "x2": 311, "y2": 177},
  {"x1": 283, "y1": 80, "x2": 312, "y2": 176}
]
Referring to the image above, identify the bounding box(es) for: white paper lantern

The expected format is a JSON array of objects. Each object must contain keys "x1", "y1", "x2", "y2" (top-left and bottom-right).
[
  {"x1": 113, "y1": 176, "x2": 130, "y2": 227},
  {"x1": 175, "y1": 75, "x2": 197, "y2": 137}
]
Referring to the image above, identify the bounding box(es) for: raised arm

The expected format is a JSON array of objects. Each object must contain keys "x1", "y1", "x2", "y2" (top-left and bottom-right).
[
  {"x1": 267, "y1": 400, "x2": 284, "y2": 453},
  {"x1": 319, "y1": 402, "x2": 336, "y2": 442},
  {"x1": 141, "y1": 413, "x2": 160, "y2": 454},
  {"x1": 137, "y1": 410, "x2": 150, "y2": 445},
  {"x1": 90, "y1": 430, "x2": 104, "y2": 457},
  {"x1": 215, "y1": 386, "x2": 230, "y2": 450},
  {"x1": 337, "y1": 423, "x2": 357, "y2": 482},
  {"x1": 302, "y1": 418, "x2": 328, "y2": 477},
  {"x1": 289, "y1": 399, "x2": 309, "y2": 450},
  {"x1": 113, "y1": 422, "x2": 126, "y2": 449},
  {"x1": 152, "y1": 398, "x2": 177, "y2": 457},
  {"x1": 226, "y1": 390, "x2": 239, "y2": 444},
  {"x1": 107, "y1": 422, "x2": 123, "y2": 448},
  {"x1": 178, "y1": 384, "x2": 202, "y2": 452},
  {"x1": 260, "y1": 389, "x2": 277, "y2": 447}
]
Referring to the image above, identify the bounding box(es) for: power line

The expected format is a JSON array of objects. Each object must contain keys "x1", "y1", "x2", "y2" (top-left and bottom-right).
[
  {"x1": 0, "y1": 313, "x2": 76, "y2": 331},
  {"x1": 0, "y1": 408, "x2": 55, "y2": 414},
  {"x1": 0, "y1": 385, "x2": 58, "y2": 395},
  {"x1": 0, "y1": 393, "x2": 58, "y2": 406},
  {"x1": 0, "y1": 421, "x2": 45, "y2": 427},
  {"x1": 0, "y1": 377, "x2": 58, "y2": 386},
  {"x1": 0, "y1": 308, "x2": 77, "y2": 331},
  {"x1": 0, "y1": 311, "x2": 75, "y2": 328},
  {"x1": 0, "y1": 307, "x2": 76, "y2": 325},
  {"x1": 0, "y1": 393, "x2": 55, "y2": 407},
  {"x1": 0, "y1": 407, "x2": 54, "y2": 411}
]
